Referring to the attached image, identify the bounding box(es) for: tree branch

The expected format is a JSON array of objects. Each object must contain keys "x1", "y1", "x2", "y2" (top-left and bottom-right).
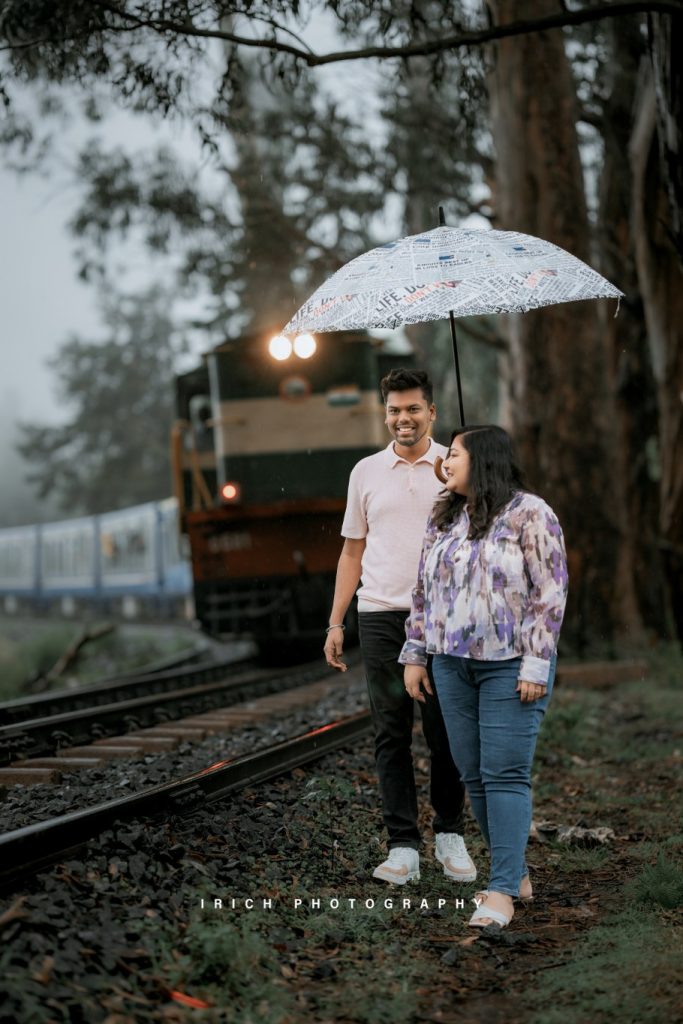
[
  {"x1": 3, "y1": 0, "x2": 679, "y2": 65},
  {"x1": 2, "y1": 1, "x2": 681, "y2": 63}
]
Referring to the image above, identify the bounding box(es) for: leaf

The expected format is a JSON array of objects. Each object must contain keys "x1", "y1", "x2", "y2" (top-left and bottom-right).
[
  {"x1": 170, "y1": 990, "x2": 211, "y2": 1009},
  {"x1": 0, "y1": 897, "x2": 28, "y2": 929}
]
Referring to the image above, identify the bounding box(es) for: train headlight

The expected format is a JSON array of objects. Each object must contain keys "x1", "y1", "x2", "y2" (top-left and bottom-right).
[
  {"x1": 268, "y1": 335, "x2": 292, "y2": 361},
  {"x1": 220, "y1": 482, "x2": 242, "y2": 503},
  {"x1": 294, "y1": 333, "x2": 317, "y2": 359}
]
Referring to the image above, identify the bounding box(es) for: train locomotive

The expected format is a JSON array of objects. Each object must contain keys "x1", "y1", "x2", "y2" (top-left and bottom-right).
[{"x1": 173, "y1": 328, "x2": 409, "y2": 650}]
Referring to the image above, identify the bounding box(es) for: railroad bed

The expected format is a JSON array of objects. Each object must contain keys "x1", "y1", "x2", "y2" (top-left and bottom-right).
[
  {"x1": 0, "y1": 664, "x2": 368, "y2": 836},
  {"x1": 0, "y1": 647, "x2": 363, "y2": 769}
]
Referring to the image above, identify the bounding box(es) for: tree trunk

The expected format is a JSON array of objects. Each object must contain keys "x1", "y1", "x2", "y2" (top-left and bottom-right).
[
  {"x1": 597, "y1": 19, "x2": 669, "y2": 637},
  {"x1": 487, "y1": 0, "x2": 643, "y2": 653},
  {"x1": 630, "y1": 52, "x2": 683, "y2": 640}
]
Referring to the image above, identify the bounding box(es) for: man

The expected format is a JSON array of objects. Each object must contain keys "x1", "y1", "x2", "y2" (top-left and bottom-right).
[{"x1": 324, "y1": 367, "x2": 475, "y2": 885}]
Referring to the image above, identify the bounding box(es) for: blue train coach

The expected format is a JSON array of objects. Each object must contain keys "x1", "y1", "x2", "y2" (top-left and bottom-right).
[{"x1": 0, "y1": 499, "x2": 192, "y2": 619}]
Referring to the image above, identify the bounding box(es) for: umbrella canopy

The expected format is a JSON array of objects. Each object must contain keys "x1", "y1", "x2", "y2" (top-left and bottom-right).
[
  {"x1": 283, "y1": 225, "x2": 623, "y2": 335},
  {"x1": 283, "y1": 220, "x2": 623, "y2": 426}
]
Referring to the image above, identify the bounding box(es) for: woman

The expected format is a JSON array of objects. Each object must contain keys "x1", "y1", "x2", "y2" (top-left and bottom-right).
[{"x1": 400, "y1": 425, "x2": 568, "y2": 929}]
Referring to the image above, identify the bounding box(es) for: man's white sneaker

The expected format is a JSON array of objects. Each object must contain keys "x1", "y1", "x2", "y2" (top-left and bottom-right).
[
  {"x1": 372, "y1": 847, "x2": 420, "y2": 884},
  {"x1": 435, "y1": 833, "x2": 477, "y2": 882}
]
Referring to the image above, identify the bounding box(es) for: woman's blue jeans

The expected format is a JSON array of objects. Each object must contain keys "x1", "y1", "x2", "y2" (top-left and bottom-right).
[{"x1": 432, "y1": 653, "x2": 555, "y2": 897}]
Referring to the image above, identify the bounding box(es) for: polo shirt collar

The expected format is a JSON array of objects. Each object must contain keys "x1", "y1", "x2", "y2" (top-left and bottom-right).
[{"x1": 384, "y1": 437, "x2": 439, "y2": 467}]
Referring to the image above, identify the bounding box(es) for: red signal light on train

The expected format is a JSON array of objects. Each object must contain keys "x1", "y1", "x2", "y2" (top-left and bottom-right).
[{"x1": 220, "y1": 482, "x2": 241, "y2": 503}]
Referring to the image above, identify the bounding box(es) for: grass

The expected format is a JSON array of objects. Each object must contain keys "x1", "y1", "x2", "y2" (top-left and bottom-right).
[
  {"x1": 629, "y1": 853, "x2": 683, "y2": 910},
  {"x1": 524, "y1": 877, "x2": 682, "y2": 1024},
  {"x1": 0, "y1": 624, "x2": 77, "y2": 700},
  {"x1": 0, "y1": 620, "x2": 193, "y2": 700},
  {"x1": 174, "y1": 913, "x2": 297, "y2": 1022},
  {"x1": 521, "y1": 647, "x2": 683, "y2": 1024}
]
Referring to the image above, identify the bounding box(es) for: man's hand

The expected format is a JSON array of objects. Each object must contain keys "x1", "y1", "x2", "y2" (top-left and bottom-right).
[
  {"x1": 516, "y1": 679, "x2": 546, "y2": 702},
  {"x1": 324, "y1": 626, "x2": 347, "y2": 672},
  {"x1": 404, "y1": 664, "x2": 433, "y2": 703}
]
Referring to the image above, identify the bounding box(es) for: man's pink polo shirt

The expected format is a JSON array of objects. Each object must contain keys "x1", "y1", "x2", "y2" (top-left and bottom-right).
[{"x1": 341, "y1": 438, "x2": 448, "y2": 612}]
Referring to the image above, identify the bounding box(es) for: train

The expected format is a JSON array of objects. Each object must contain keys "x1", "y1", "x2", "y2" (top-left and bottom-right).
[
  {"x1": 0, "y1": 498, "x2": 192, "y2": 620},
  {"x1": 172, "y1": 327, "x2": 408, "y2": 649},
  {"x1": 0, "y1": 328, "x2": 410, "y2": 650}
]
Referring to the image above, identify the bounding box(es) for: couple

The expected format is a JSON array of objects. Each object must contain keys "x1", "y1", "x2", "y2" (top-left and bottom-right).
[{"x1": 324, "y1": 368, "x2": 568, "y2": 930}]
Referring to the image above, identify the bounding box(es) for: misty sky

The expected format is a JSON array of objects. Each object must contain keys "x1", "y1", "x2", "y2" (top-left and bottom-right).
[
  {"x1": 0, "y1": 12, "x2": 389, "y2": 431},
  {"x1": 0, "y1": 104, "x2": 204, "y2": 427}
]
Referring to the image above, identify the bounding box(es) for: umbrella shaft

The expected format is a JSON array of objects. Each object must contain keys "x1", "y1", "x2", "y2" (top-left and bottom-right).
[{"x1": 449, "y1": 312, "x2": 466, "y2": 427}]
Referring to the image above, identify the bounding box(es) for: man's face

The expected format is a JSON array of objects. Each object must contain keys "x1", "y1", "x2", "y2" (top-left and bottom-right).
[{"x1": 384, "y1": 388, "x2": 436, "y2": 448}]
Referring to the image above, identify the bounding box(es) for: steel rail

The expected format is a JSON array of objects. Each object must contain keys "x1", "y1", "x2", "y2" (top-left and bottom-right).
[
  {"x1": 0, "y1": 657, "x2": 346, "y2": 764},
  {"x1": 0, "y1": 645, "x2": 255, "y2": 727},
  {"x1": 0, "y1": 710, "x2": 372, "y2": 892}
]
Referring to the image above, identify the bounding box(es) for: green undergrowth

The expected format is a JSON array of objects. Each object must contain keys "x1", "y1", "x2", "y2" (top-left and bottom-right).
[
  {"x1": 523, "y1": 647, "x2": 683, "y2": 1024},
  {"x1": 142, "y1": 900, "x2": 439, "y2": 1023},
  {"x1": 0, "y1": 624, "x2": 76, "y2": 700},
  {"x1": 156, "y1": 912, "x2": 298, "y2": 1023},
  {"x1": 0, "y1": 621, "x2": 191, "y2": 700},
  {"x1": 524, "y1": 857, "x2": 683, "y2": 1024}
]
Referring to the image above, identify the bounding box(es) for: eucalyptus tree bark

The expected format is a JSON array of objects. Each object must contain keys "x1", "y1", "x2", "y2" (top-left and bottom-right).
[
  {"x1": 487, "y1": 0, "x2": 642, "y2": 651},
  {"x1": 630, "y1": 34, "x2": 683, "y2": 639},
  {"x1": 597, "y1": 19, "x2": 669, "y2": 636}
]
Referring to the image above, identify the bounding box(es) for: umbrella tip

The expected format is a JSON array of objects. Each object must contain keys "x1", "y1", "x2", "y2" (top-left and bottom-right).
[{"x1": 438, "y1": 206, "x2": 446, "y2": 226}]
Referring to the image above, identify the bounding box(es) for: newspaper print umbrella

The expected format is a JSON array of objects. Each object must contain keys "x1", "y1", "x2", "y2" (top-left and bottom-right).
[{"x1": 283, "y1": 209, "x2": 623, "y2": 425}]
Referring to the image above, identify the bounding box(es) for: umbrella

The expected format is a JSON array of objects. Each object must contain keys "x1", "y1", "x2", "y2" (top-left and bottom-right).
[{"x1": 283, "y1": 208, "x2": 623, "y2": 425}]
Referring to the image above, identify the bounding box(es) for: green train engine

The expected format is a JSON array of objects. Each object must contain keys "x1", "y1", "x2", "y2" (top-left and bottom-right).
[{"x1": 172, "y1": 328, "x2": 409, "y2": 652}]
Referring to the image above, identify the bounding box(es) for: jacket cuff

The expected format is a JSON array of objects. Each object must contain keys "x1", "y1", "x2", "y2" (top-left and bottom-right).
[
  {"x1": 519, "y1": 654, "x2": 551, "y2": 685},
  {"x1": 399, "y1": 641, "x2": 428, "y2": 666}
]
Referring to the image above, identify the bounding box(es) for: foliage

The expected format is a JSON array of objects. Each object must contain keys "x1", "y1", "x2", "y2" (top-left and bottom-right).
[
  {"x1": 0, "y1": 623, "x2": 75, "y2": 699},
  {"x1": 629, "y1": 853, "x2": 683, "y2": 910},
  {"x1": 524, "y1": 903, "x2": 682, "y2": 1024},
  {"x1": 153, "y1": 911, "x2": 298, "y2": 1022},
  {"x1": 66, "y1": 65, "x2": 390, "y2": 332},
  {"x1": 16, "y1": 287, "x2": 185, "y2": 513},
  {"x1": 0, "y1": 620, "x2": 193, "y2": 699}
]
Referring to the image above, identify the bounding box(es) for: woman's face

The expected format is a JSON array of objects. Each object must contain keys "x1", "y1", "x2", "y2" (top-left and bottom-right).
[{"x1": 442, "y1": 434, "x2": 470, "y2": 495}]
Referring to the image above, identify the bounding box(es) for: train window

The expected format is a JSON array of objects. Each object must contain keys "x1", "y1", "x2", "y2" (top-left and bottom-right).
[
  {"x1": 0, "y1": 539, "x2": 31, "y2": 579},
  {"x1": 100, "y1": 516, "x2": 154, "y2": 574},
  {"x1": 161, "y1": 514, "x2": 182, "y2": 566},
  {"x1": 188, "y1": 395, "x2": 214, "y2": 452},
  {"x1": 42, "y1": 528, "x2": 94, "y2": 579}
]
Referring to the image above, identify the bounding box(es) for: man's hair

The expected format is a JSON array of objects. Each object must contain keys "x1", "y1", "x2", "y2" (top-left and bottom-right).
[
  {"x1": 432, "y1": 425, "x2": 528, "y2": 538},
  {"x1": 380, "y1": 368, "x2": 433, "y2": 405}
]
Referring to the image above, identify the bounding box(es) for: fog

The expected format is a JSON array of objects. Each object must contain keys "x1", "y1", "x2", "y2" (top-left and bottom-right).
[{"x1": 0, "y1": 15, "x2": 393, "y2": 529}]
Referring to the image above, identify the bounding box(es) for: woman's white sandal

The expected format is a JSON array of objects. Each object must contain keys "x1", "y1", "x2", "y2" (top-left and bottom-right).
[{"x1": 468, "y1": 891, "x2": 513, "y2": 929}]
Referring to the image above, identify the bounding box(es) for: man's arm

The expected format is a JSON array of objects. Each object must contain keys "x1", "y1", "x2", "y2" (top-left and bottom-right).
[{"x1": 323, "y1": 537, "x2": 366, "y2": 672}]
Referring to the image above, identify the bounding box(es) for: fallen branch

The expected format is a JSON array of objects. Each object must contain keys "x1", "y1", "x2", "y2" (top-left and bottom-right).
[{"x1": 28, "y1": 623, "x2": 116, "y2": 693}]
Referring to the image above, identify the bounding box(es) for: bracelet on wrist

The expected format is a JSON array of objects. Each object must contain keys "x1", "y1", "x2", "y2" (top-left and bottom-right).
[{"x1": 325, "y1": 623, "x2": 345, "y2": 633}]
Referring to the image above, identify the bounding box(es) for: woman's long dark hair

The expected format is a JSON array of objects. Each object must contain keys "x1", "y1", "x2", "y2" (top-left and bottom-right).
[{"x1": 433, "y1": 425, "x2": 527, "y2": 538}]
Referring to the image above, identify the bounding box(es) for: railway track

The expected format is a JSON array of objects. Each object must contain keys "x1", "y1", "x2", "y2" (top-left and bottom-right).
[
  {"x1": 0, "y1": 710, "x2": 372, "y2": 892},
  {"x1": 0, "y1": 651, "x2": 359, "y2": 772},
  {"x1": 0, "y1": 642, "x2": 255, "y2": 728}
]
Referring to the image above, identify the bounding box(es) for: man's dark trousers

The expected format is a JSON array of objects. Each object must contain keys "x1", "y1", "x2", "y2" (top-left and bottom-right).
[{"x1": 359, "y1": 609, "x2": 467, "y2": 850}]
